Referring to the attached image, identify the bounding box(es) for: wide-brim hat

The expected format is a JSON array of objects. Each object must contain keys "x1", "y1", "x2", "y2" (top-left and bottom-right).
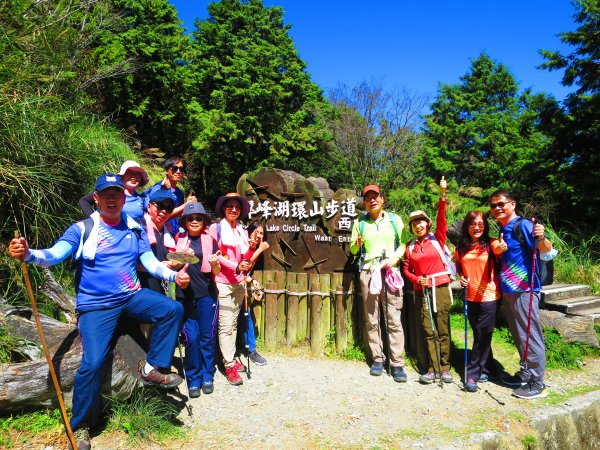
[
  {"x1": 215, "y1": 192, "x2": 250, "y2": 219},
  {"x1": 179, "y1": 201, "x2": 210, "y2": 227},
  {"x1": 118, "y1": 160, "x2": 149, "y2": 186},
  {"x1": 407, "y1": 210, "x2": 432, "y2": 226}
]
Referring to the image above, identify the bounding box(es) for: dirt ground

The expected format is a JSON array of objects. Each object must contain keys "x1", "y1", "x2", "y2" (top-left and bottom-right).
[{"x1": 80, "y1": 352, "x2": 600, "y2": 449}]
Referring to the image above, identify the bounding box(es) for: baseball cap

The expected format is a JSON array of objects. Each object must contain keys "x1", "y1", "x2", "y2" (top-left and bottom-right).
[
  {"x1": 149, "y1": 189, "x2": 175, "y2": 204},
  {"x1": 95, "y1": 174, "x2": 125, "y2": 192},
  {"x1": 361, "y1": 184, "x2": 381, "y2": 197}
]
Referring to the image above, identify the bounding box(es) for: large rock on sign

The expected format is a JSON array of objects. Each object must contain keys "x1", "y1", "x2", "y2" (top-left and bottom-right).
[{"x1": 238, "y1": 168, "x2": 362, "y2": 274}]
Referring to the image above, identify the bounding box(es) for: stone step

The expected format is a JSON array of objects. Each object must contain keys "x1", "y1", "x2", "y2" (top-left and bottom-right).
[
  {"x1": 570, "y1": 306, "x2": 600, "y2": 325},
  {"x1": 541, "y1": 284, "x2": 590, "y2": 303},
  {"x1": 543, "y1": 296, "x2": 600, "y2": 314}
]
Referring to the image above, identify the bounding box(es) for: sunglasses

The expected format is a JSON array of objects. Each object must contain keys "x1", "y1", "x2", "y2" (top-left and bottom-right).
[
  {"x1": 169, "y1": 166, "x2": 185, "y2": 173},
  {"x1": 152, "y1": 202, "x2": 175, "y2": 213},
  {"x1": 186, "y1": 215, "x2": 204, "y2": 223},
  {"x1": 224, "y1": 204, "x2": 240, "y2": 211},
  {"x1": 489, "y1": 201, "x2": 510, "y2": 209},
  {"x1": 468, "y1": 222, "x2": 485, "y2": 228}
]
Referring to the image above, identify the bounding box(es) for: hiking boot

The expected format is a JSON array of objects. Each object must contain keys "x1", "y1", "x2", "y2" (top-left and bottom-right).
[
  {"x1": 202, "y1": 381, "x2": 214, "y2": 394},
  {"x1": 502, "y1": 372, "x2": 527, "y2": 387},
  {"x1": 188, "y1": 386, "x2": 201, "y2": 399},
  {"x1": 225, "y1": 366, "x2": 243, "y2": 385},
  {"x1": 464, "y1": 378, "x2": 478, "y2": 392},
  {"x1": 419, "y1": 372, "x2": 437, "y2": 384},
  {"x1": 479, "y1": 374, "x2": 489, "y2": 383},
  {"x1": 441, "y1": 370, "x2": 453, "y2": 383},
  {"x1": 513, "y1": 381, "x2": 548, "y2": 399},
  {"x1": 391, "y1": 366, "x2": 407, "y2": 383},
  {"x1": 369, "y1": 361, "x2": 384, "y2": 376},
  {"x1": 232, "y1": 359, "x2": 246, "y2": 372},
  {"x1": 249, "y1": 350, "x2": 267, "y2": 366},
  {"x1": 138, "y1": 362, "x2": 183, "y2": 389},
  {"x1": 67, "y1": 427, "x2": 91, "y2": 450}
]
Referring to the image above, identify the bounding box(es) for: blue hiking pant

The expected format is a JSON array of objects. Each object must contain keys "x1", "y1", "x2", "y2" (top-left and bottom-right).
[
  {"x1": 181, "y1": 295, "x2": 218, "y2": 387},
  {"x1": 71, "y1": 288, "x2": 183, "y2": 430},
  {"x1": 503, "y1": 291, "x2": 546, "y2": 384},
  {"x1": 237, "y1": 303, "x2": 256, "y2": 352}
]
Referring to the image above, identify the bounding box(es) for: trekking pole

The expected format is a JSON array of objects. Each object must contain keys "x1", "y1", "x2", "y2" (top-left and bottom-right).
[
  {"x1": 13, "y1": 231, "x2": 77, "y2": 450},
  {"x1": 381, "y1": 250, "x2": 391, "y2": 376},
  {"x1": 243, "y1": 271, "x2": 252, "y2": 380},
  {"x1": 424, "y1": 275, "x2": 443, "y2": 386},
  {"x1": 522, "y1": 218, "x2": 538, "y2": 369},
  {"x1": 463, "y1": 277, "x2": 469, "y2": 389},
  {"x1": 163, "y1": 281, "x2": 192, "y2": 416}
]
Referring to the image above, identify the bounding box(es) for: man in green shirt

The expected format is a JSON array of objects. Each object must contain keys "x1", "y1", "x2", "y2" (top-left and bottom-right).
[{"x1": 350, "y1": 184, "x2": 407, "y2": 381}]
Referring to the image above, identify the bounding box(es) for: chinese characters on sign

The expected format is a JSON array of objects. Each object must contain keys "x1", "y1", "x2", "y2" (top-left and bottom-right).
[{"x1": 248, "y1": 198, "x2": 360, "y2": 244}]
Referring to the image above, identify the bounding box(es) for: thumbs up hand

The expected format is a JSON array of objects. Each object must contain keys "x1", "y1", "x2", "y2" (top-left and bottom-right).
[
  {"x1": 440, "y1": 176, "x2": 447, "y2": 195},
  {"x1": 497, "y1": 232, "x2": 508, "y2": 254},
  {"x1": 175, "y1": 263, "x2": 190, "y2": 288}
]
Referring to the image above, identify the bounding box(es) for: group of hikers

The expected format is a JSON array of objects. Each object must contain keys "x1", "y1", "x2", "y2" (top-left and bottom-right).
[
  {"x1": 349, "y1": 178, "x2": 554, "y2": 400},
  {"x1": 8, "y1": 158, "x2": 555, "y2": 450}
]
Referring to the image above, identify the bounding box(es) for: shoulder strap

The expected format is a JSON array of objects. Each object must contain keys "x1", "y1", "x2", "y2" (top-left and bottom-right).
[
  {"x1": 81, "y1": 217, "x2": 94, "y2": 245},
  {"x1": 358, "y1": 214, "x2": 368, "y2": 236},
  {"x1": 429, "y1": 234, "x2": 447, "y2": 263},
  {"x1": 217, "y1": 221, "x2": 222, "y2": 241},
  {"x1": 387, "y1": 212, "x2": 400, "y2": 250}
]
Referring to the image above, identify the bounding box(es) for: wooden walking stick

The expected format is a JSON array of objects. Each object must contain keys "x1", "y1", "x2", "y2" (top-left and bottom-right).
[{"x1": 13, "y1": 231, "x2": 78, "y2": 449}]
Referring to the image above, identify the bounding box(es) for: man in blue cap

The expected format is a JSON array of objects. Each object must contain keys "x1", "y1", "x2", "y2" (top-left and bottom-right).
[{"x1": 8, "y1": 174, "x2": 190, "y2": 450}]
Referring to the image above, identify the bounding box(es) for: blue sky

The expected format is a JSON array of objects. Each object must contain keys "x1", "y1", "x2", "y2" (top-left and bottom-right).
[{"x1": 169, "y1": 0, "x2": 577, "y2": 102}]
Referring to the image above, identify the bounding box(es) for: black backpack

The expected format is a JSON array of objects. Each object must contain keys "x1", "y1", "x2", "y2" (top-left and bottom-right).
[{"x1": 511, "y1": 217, "x2": 554, "y2": 286}]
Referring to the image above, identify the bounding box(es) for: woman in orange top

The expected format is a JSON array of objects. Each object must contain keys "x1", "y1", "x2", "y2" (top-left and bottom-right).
[{"x1": 455, "y1": 210, "x2": 502, "y2": 392}]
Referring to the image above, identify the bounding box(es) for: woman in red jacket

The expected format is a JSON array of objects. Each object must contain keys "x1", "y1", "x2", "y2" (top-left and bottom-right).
[{"x1": 403, "y1": 177, "x2": 454, "y2": 385}]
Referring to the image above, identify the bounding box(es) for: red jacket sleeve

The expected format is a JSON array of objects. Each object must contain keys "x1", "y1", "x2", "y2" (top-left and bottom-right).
[{"x1": 434, "y1": 197, "x2": 447, "y2": 246}]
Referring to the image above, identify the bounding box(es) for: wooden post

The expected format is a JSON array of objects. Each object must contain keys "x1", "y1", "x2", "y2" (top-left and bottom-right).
[
  {"x1": 252, "y1": 270, "x2": 263, "y2": 340},
  {"x1": 264, "y1": 282, "x2": 278, "y2": 349},
  {"x1": 319, "y1": 273, "x2": 331, "y2": 344},
  {"x1": 332, "y1": 273, "x2": 347, "y2": 353},
  {"x1": 310, "y1": 282, "x2": 323, "y2": 354},
  {"x1": 276, "y1": 270, "x2": 287, "y2": 343},
  {"x1": 286, "y1": 283, "x2": 299, "y2": 346},
  {"x1": 297, "y1": 273, "x2": 308, "y2": 342}
]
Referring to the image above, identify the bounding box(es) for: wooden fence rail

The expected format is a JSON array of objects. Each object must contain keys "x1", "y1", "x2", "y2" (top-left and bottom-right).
[{"x1": 250, "y1": 270, "x2": 358, "y2": 354}]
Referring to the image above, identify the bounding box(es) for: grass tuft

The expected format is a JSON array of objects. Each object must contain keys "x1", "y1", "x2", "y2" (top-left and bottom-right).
[{"x1": 105, "y1": 388, "x2": 186, "y2": 445}]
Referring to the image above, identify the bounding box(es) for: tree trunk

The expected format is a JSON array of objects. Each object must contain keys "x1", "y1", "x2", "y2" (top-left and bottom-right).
[{"x1": 0, "y1": 304, "x2": 148, "y2": 413}]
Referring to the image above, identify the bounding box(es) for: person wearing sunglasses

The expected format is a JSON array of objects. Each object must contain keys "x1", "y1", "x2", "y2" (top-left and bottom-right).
[
  {"x1": 208, "y1": 192, "x2": 253, "y2": 386},
  {"x1": 79, "y1": 160, "x2": 149, "y2": 224},
  {"x1": 488, "y1": 189, "x2": 553, "y2": 399},
  {"x1": 173, "y1": 202, "x2": 221, "y2": 398},
  {"x1": 454, "y1": 211, "x2": 502, "y2": 392},
  {"x1": 144, "y1": 157, "x2": 197, "y2": 228},
  {"x1": 138, "y1": 189, "x2": 178, "y2": 293}
]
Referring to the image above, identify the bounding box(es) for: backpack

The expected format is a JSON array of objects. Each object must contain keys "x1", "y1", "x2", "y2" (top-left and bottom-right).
[
  {"x1": 511, "y1": 217, "x2": 554, "y2": 286},
  {"x1": 408, "y1": 234, "x2": 457, "y2": 280}
]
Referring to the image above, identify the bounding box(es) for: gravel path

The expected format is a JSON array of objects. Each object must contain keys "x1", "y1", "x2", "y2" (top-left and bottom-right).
[{"x1": 161, "y1": 353, "x2": 600, "y2": 449}]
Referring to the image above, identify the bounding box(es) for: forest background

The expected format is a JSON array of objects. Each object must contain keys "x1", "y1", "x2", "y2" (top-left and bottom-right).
[{"x1": 1, "y1": 0, "x2": 598, "y2": 309}]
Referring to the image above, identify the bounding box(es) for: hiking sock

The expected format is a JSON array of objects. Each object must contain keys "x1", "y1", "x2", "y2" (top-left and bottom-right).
[{"x1": 143, "y1": 362, "x2": 155, "y2": 375}]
